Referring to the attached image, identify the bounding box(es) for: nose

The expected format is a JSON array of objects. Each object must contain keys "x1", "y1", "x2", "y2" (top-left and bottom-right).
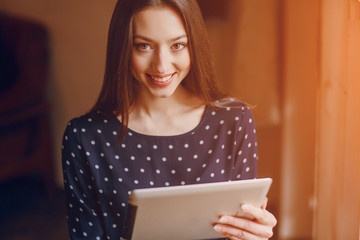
[{"x1": 152, "y1": 47, "x2": 170, "y2": 74}]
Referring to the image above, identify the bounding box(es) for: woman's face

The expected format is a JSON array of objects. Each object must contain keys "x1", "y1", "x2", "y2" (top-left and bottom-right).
[{"x1": 131, "y1": 6, "x2": 191, "y2": 99}]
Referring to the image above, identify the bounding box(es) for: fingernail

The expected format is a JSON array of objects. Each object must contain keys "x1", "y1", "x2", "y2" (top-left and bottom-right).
[
  {"x1": 213, "y1": 225, "x2": 222, "y2": 232},
  {"x1": 241, "y1": 204, "x2": 250, "y2": 211},
  {"x1": 219, "y1": 216, "x2": 227, "y2": 224}
]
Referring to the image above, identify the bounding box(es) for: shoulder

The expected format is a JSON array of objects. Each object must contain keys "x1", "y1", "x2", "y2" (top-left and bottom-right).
[{"x1": 211, "y1": 98, "x2": 253, "y2": 117}]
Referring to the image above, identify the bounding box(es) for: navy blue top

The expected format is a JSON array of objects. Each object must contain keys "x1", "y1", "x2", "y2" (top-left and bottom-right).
[{"x1": 62, "y1": 99, "x2": 258, "y2": 240}]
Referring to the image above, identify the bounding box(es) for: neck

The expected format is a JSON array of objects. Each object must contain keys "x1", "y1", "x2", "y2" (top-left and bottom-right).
[{"x1": 132, "y1": 86, "x2": 197, "y2": 118}]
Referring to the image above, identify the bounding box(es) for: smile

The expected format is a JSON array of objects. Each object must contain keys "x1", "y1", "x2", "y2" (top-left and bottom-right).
[
  {"x1": 147, "y1": 73, "x2": 176, "y2": 87},
  {"x1": 149, "y1": 73, "x2": 174, "y2": 82}
]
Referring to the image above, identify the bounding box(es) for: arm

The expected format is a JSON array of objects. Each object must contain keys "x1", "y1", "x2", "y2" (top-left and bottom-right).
[
  {"x1": 214, "y1": 107, "x2": 277, "y2": 239},
  {"x1": 62, "y1": 119, "x2": 105, "y2": 239}
]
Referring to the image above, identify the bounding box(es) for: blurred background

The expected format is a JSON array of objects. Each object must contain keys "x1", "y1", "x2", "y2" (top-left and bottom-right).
[{"x1": 0, "y1": 0, "x2": 359, "y2": 239}]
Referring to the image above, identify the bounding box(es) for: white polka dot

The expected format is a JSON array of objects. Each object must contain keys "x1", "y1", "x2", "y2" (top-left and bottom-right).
[
  {"x1": 104, "y1": 177, "x2": 109, "y2": 182},
  {"x1": 150, "y1": 181, "x2": 154, "y2": 186},
  {"x1": 193, "y1": 154, "x2": 198, "y2": 159},
  {"x1": 165, "y1": 182, "x2": 170, "y2": 186},
  {"x1": 109, "y1": 165, "x2": 113, "y2": 169},
  {"x1": 121, "y1": 203, "x2": 126, "y2": 207},
  {"x1": 112, "y1": 224, "x2": 117, "y2": 228},
  {"x1": 227, "y1": 130, "x2": 232, "y2": 135},
  {"x1": 66, "y1": 160, "x2": 70, "y2": 165},
  {"x1": 73, "y1": 128, "x2": 77, "y2": 133},
  {"x1": 205, "y1": 125, "x2": 210, "y2": 130},
  {"x1": 226, "y1": 107, "x2": 231, "y2": 111},
  {"x1": 221, "y1": 169, "x2": 225, "y2": 174},
  {"x1": 100, "y1": 153, "x2": 104, "y2": 157},
  {"x1": 216, "y1": 159, "x2": 220, "y2": 163},
  {"x1": 178, "y1": 156, "x2": 183, "y2": 161},
  {"x1": 196, "y1": 177, "x2": 201, "y2": 182},
  {"x1": 95, "y1": 165, "x2": 99, "y2": 169},
  {"x1": 146, "y1": 156, "x2": 151, "y2": 161},
  {"x1": 236, "y1": 174, "x2": 241, "y2": 179},
  {"x1": 137, "y1": 144, "x2": 142, "y2": 148},
  {"x1": 81, "y1": 128, "x2": 86, "y2": 132},
  {"x1": 140, "y1": 168, "x2": 145, "y2": 173},
  {"x1": 124, "y1": 168, "x2": 129, "y2": 172},
  {"x1": 214, "y1": 135, "x2": 218, "y2": 139},
  {"x1": 243, "y1": 158, "x2": 247, "y2": 163},
  {"x1": 113, "y1": 131, "x2": 117, "y2": 135},
  {"x1": 248, "y1": 143, "x2": 252, "y2": 148},
  {"x1": 71, "y1": 152, "x2": 75, "y2": 157},
  {"x1": 210, "y1": 173, "x2": 215, "y2": 177},
  {"x1": 121, "y1": 144, "x2": 126, "y2": 148},
  {"x1": 113, "y1": 190, "x2": 117, "y2": 194},
  {"x1": 88, "y1": 118, "x2": 92, "y2": 122},
  {"x1": 156, "y1": 169, "x2": 161, "y2": 174},
  {"x1": 238, "y1": 150, "x2": 242, "y2": 155},
  {"x1": 89, "y1": 222, "x2": 93, "y2": 226},
  {"x1": 169, "y1": 145, "x2": 173, "y2": 149},
  {"x1": 208, "y1": 149, "x2": 212, "y2": 154},
  {"x1": 181, "y1": 181, "x2": 186, "y2": 185},
  {"x1": 238, "y1": 126, "x2": 243, "y2": 131},
  {"x1": 162, "y1": 157, "x2": 167, "y2": 162},
  {"x1": 199, "y1": 140, "x2": 204, "y2": 145},
  {"x1": 128, "y1": 132, "x2": 133, "y2": 136},
  {"x1": 106, "y1": 142, "x2": 110, "y2": 147},
  {"x1": 221, "y1": 145, "x2": 225, "y2": 149},
  {"x1": 202, "y1": 163, "x2": 207, "y2": 168},
  {"x1": 235, "y1": 116, "x2": 240, "y2": 121},
  {"x1": 134, "y1": 180, "x2": 139, "y2": 184},
  {"x1": 184, "y1": 143, "x2": 189, "y2": 148},
  {"x1": 227, "y1": 155, "x2": 232, "y2": 160},
  {"x1": 83, "y1": 232, "x2": 88, "y2": 237},
  {"x1": 77, "y1": 145, "x2": 82, "y2": 149},
  {"x1": 130, "y1": 156, "x2": 135, "y2": 160},
  {"x1": 86, "y1": 152, "x2": 90, "y2": 156},
  {"x1": 249, "y1": 118, "x2": 253, "y2": 123},
  {"x1": 220, "y1": 120, "x2": 224, "y2": 124},
  {"x1": 97, "y1": 129, "x2": 102, "y2": 134},
  {"x1": 153, "y1": 145, "x2": 158, "y2": 149},
  {"x1": 187, "y1": 168, "x2": 191, "y2": 172},
  {"x1": 115, "y1": 155, "x2": 119, "y2": 159},
  {"x1": 253, "y1": 153, "x2": 257, "y2": 158},
  {"x1": 72, "y1": 228, "x2": 76, "y2": 233},
  {"x1": 103, "y1": 212, "x2": 108, "y2": 217},
  {"x1": 211, "y1": 111, "x2": 216, "y2": 116},
  {"x1": 246, "y1": 167, "x2": 250, "y2": 172},
  {"x1": 245, "y1": 134, "x2": 248, "y2": 139},
  {"x1": 79, "y1": 169, "x2": 84, "y2": 174}
]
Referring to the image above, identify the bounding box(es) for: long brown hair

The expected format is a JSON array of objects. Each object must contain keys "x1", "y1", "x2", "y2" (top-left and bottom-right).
[{"x1": 91, "y1": 0, "x2": 225, "y2": 140}]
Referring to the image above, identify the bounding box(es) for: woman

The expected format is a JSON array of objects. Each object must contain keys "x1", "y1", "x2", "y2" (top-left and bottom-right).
[{"x1": 62, "y1": 0, "x2": 277, "y2": 239}]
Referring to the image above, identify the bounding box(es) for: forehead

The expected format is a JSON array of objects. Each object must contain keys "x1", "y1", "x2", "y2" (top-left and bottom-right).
[{"x1": 132, "y1": 6, "x2": 187, "y2": 40}]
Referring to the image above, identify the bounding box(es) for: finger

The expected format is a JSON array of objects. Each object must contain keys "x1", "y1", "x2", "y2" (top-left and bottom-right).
[
  {"x1": 241, "y1": 204, "x2": 277, "y2": 226},
  {"x1": 215, "y1": 215, "x2": 273, "y2": 238},
  {"x1": 214, "y1": 223, "x2": 262, "y2": 240},
  {"x1": 260, "y1": 197, "x2": 268, "y2": 210}
]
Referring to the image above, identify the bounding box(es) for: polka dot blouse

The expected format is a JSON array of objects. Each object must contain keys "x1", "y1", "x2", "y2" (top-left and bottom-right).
[{"x1": 62, "y1": 99, "x2": 258, "y2": 240}]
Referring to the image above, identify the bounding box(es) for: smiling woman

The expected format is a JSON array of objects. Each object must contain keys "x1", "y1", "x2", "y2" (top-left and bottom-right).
[{"x1": 61, "y1": 0, "x2": 277, "y2": 239}]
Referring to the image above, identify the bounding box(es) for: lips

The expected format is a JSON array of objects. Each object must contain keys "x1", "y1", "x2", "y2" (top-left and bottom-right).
[{"x1": 147, "y1": 73, "x2": 175, "y2": 87}]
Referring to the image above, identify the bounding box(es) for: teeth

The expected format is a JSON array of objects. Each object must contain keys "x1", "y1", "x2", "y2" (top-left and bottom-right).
[{"x1": 150, "y1": 74, "x2": 172, "y2": 82}]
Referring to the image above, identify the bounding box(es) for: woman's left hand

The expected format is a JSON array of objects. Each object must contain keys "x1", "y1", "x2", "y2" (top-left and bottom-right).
[{"x1": 213, "y1": 198, "x2": 277, "y2": 240}]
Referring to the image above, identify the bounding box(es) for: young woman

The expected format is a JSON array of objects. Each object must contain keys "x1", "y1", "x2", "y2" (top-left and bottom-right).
[{"x1": 62, "y1": 0, "x2": 277, "y2": 239}]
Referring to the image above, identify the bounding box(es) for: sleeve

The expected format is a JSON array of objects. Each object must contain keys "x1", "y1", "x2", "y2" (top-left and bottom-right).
[
  {"x1": 232, "y1": 106, "x2": 258, "y2": 180},
  {"x1": 61, "y1": 119, "x2": 106, "y2": 239}
]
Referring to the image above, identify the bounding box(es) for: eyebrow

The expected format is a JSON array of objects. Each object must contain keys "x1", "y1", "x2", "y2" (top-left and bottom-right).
[{"x1": 133, "y1": 34, "x2": 188, "y2": 42}]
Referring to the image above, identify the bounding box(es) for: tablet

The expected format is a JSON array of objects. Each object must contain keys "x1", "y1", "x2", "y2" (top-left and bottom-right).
[{"x1": 123, "y1": 178, "x2": 272, "y2": 240}]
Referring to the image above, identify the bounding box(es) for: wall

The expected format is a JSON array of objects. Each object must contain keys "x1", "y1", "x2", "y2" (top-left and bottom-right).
[
  {"x1": 314, "y1": 0, "x2": 360, "y2": 238},
  {"x1": 278, "y1": 0, "x2": 319, "y2": 239},
  {"x1": 0, "y1": 0, "x2": 117, "y2": 185}
]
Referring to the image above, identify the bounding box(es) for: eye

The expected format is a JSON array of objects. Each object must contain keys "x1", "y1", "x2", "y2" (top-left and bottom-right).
[
  {"x1": 135, "y1": 43, "x2": 152, "y2": 51},
  {"x1": 172, "y1": 43, "x2": 187, "y2": 50}
]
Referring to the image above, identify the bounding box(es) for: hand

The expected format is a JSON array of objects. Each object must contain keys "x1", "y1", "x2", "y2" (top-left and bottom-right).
[{"x1": 213, "y1": 198, "x2": 277, "y2": 240}]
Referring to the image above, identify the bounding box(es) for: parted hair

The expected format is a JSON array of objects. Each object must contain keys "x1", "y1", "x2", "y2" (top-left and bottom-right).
[{"x1": 91, "y1": 0, "x2": 225, "y2": 140}]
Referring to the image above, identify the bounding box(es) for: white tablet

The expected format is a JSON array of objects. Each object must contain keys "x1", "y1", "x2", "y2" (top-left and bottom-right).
[{"x1": 123, "y1": 178, "x2": 272, "y2": 240}]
